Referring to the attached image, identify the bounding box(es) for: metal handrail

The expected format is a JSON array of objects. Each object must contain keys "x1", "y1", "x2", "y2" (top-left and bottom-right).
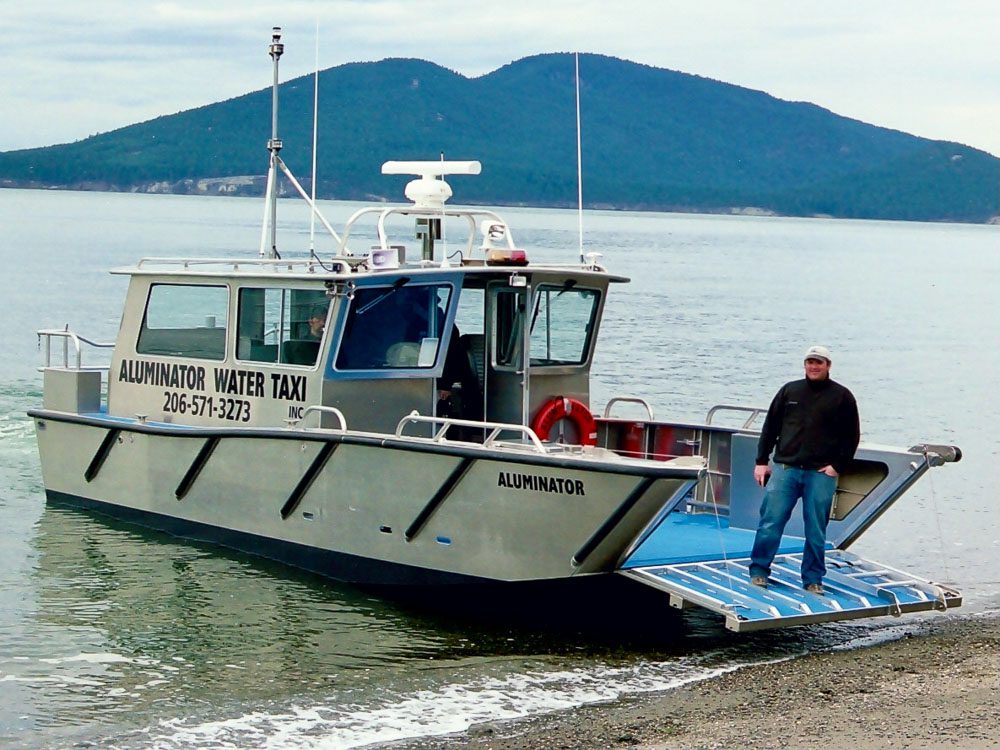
[
  {"x1": 602, "y1": 396, "x2": 655, "y2": 420},
  {"x1": 395, "y1": 411, "x2": 547, "y2": 453},
  {"x1": 135, "y1": 257, "x2": 331, "y2": 272},
  {"x1": 37, "y1": 328, "x2": 114, "y2": 371},
  {"x1": 705, "y1": 404, "x2": 767, "y2": 429},
  {"x1": 292, "y1": 405, "x2": 348, "y2": 431}
]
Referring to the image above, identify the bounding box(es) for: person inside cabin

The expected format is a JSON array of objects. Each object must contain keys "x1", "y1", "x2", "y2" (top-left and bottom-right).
[
  {"x1": 748, "y1": 345, "x2": 860, "y2": 596},
  {"x1": 396, "y1": 291, "x2": 478, "y2": 427},
  {"x1": 308, "y1": 305, "x2": 327, "y2": 339},
  {"x1": 436, "y1": 322, "x2": 465, "y2": 412}
]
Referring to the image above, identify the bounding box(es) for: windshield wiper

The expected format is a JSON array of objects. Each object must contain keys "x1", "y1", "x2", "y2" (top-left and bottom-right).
[{"x1": 356, "y1": 276, "x2": 410, "y2": 315}]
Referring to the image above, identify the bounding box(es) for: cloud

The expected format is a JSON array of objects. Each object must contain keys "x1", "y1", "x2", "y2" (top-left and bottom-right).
[{"x1": 3, "y1": 0, "x2": 999, "y2": 155}]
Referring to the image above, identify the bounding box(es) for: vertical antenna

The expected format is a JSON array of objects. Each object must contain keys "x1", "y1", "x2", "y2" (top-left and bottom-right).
[
  {"x1": 439, "y1": 150, "x2": 448, "y2": 266},
  {"x1": 262, "y1": 26, "x2": 284, "y2": 259},
  {"x1": 310, "y1": 21, "x2": 320, "y2": 252},
  {"x1": 575, "y1": 52, "x2": 584, "y2": 263}
]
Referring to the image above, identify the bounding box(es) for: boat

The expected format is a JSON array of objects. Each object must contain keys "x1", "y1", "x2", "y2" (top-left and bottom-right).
[{"x1": 29, "y1": 30, "x2": 963, "y2": 632}]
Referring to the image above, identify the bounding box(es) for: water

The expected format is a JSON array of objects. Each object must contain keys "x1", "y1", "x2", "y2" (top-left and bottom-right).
[{"x1": 1, "y1": 189, "x2": 998, "y2": 749}]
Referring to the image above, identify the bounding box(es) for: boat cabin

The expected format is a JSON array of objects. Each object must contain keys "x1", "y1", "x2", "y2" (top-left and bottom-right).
[{"x1": 106, "y1": 176, "x2": 623, "y2": 441}]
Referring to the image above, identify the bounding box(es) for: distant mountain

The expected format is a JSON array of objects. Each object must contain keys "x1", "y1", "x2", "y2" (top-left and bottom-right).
[{"x1": 1, "y1": 53, "x2": 997, "y2": 223}]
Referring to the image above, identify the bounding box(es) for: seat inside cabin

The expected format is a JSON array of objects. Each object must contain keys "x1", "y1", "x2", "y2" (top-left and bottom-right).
[{"x1": 280, "y1": 339, "x2": 320, "y2": 366}]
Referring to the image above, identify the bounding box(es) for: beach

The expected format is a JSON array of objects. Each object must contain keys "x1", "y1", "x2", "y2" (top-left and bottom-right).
[{"x1": 397, "y1": 613, "x2": 1000, "y2": 750}]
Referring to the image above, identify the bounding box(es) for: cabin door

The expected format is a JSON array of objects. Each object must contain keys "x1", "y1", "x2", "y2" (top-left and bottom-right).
[{"x1": 485, "y1": 282, "x2": 529, "y2": 427}]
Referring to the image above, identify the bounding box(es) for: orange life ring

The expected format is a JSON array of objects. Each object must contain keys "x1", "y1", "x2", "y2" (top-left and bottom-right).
[{"x1": 531, "y1": 396, "x2": 598, "y2": 446}]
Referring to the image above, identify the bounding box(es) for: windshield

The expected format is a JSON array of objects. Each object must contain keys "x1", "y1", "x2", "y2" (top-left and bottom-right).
[{"x1": 335, "y1": 283, "x2": 454, "y2": 370}]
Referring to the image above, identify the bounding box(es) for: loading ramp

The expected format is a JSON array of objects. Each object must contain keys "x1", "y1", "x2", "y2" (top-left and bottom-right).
[{"x1": 620, "y1": 549, "x2": 962, "y2": 632}]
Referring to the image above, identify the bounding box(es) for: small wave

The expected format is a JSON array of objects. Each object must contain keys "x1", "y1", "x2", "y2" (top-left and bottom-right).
[
  {"x1": 38, "y1": 652, "x2": 152, "y2": 666},
  {"x1": 142, "y1": 652, "x2": 795, "y2": 750},
  {"x1": 0, "y1": 391, "x2": 39, "y2": 455},
  {"x1": 0, "y1": 380, "x2": 42, "y2": 400},
  {"x1": 0, "y1": 673, "x2": 106, "y2": 687},
  {"x1": 828, "y1": 623, "x2": 920, "y2": 650}
]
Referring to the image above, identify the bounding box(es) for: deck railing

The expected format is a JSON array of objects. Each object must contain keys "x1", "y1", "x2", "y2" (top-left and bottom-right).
[
  {"x1": 37, "y1": 328, "x2": 114, "y2": 371},
  {"x1": 395, "y1": 411, "x2": 547, "y2": 453},
  {"x1": 290, "y1": 405, "x2": 348, "y2": 431},
  {"x1": 705, "y1": 404, "x2": 767, "y2": 429}
]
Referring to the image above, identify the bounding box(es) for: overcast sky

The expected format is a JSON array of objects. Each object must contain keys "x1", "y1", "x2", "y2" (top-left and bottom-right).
[{"x1": 5, "y1": 1, "x2": 1000, "y2": 157}]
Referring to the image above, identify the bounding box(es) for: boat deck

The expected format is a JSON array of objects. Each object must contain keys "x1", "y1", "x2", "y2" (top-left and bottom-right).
[{"x1": 623, "y1": 511, "x2": 808, "y2": 567}]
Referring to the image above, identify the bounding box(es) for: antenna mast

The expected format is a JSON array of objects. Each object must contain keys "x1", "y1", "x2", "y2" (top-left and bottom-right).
[
  {"x1": 256, "y1": 26, "x2": 343, "y2": 256},
  {"x1": 260, "y1": 27, "x2": 284, "y2": 259},
  {"x1": 575, "y1": 52, "x2": 584, "y2": 263},
  {"x1": 310, "y1": 22, "x2": 319, "y2": 252}
]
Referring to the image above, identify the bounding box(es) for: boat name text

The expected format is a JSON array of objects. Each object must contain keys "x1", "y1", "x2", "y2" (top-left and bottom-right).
[
  {"x1": 117, "y1": 359, "x2": 307, "y2": 401},
  {"x1": 497, "y1": 472, "x2": 585, "y2": 495}
]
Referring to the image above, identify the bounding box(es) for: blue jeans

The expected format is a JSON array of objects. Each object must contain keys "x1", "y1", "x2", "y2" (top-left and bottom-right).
[{"x1": 749, "y1": 463, "x2": 837, "y2": 586}]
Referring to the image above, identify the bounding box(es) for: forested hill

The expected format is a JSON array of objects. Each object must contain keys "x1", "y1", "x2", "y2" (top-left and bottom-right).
[{"x1": 1, "y1": 53, "x2": 997, "y2": 223}]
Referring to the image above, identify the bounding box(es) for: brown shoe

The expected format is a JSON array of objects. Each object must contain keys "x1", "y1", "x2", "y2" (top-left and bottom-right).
[
  {"x1": 750, "y1": 575, "x2": 768, "y2": 588},
  {"x1": 805, "y1": 583, "x2": 824, "y2": 595}
]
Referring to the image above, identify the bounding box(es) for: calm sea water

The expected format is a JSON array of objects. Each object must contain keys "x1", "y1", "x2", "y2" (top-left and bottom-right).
[{"x1": 1, "y1": 189, "x2": 998, "y2": 749}]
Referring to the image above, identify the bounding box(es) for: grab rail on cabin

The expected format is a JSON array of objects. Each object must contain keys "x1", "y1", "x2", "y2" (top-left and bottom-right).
[
  {"x1": 290, "y1": 405, "x2": 348, "y2": 431},
  {"x1": 395, "y1": 411, "x2": 547, "y2": 453},
  {"x1": 705, "y1": 404, "x2": 768, "y2": 429},
  {"x1": 602, "y1": 396, "x2": 655, "y2": 421},
  {"x1": 133, "y1": 257, "x2": 355, "y2": 274},
  {"x1": 37, "y1": 328, "x2": 114, "y2": 371}
]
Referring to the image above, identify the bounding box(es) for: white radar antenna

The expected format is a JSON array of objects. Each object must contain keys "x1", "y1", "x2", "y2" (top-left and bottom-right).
[{"x1": 381, "y1": 161, "x2": 482, "y2": 210}]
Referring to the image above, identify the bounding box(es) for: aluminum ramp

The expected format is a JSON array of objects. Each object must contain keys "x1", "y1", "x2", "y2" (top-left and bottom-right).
[{"x1": 620, "y1": 549, "x2": 962, "y2": 632}]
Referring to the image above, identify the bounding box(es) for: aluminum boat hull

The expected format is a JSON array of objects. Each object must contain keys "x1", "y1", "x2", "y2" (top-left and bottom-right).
[{"x1": 31, "y1": 410, "x2": 702, "y2": 586}]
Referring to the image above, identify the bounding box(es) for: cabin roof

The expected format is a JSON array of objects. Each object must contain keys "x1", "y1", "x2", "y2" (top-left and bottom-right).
[{"x1": 111, "y1": 257, "x2": 630, "y2": 284}]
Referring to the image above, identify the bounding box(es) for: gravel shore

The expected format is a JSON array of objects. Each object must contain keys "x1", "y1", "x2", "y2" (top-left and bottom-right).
[{"x1": 397, "y1": 612, "x2": 1000, "y2": 750}]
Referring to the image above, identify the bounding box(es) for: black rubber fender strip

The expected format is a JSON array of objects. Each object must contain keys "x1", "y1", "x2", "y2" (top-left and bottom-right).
[
  {"x1": 404, "y1": 457, "x2": 473, "y2": 542},
  {"x1": 572, "y1": 476, "x2": 657, "y2": 567},
  {"x1": 84, "y1": 428, "x2": 121, "y2": 483},
  {"x1": 175, "y1": 437, "x2": 221, "y2": 500},
  {"x1": 280, "y1": 442, "x2": 338, "y2": 520}
]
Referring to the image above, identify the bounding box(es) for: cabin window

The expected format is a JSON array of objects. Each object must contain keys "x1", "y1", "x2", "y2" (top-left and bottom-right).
[
  {"x1": 528, "y1": 285, "x2": 600, "y2": 366},
  {"x1": 236, "y1": 288, "x2": 330, "y2": 366},
  {"x1": 454, "y1": 287, "x2": 485, "y2": 336},
  {"x1": 136, "y1": 284, "x2": 229, "y2": 360},
  {"x1": 335, "y1": 282, "x2": 453, "y2": 370},
  {"x1": 493, "y1": 289, "x2": 525, "y2": 368}
]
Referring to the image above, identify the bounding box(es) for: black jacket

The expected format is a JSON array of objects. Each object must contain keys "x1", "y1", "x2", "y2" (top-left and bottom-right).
[{"x1": 755, "y1": 377, "x2": 860, "y2": 475}]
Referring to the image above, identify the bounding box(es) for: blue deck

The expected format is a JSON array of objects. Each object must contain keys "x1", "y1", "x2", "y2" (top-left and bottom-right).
[{"x1": 622, "y1": 511, "x2": 809, "y2": 568}]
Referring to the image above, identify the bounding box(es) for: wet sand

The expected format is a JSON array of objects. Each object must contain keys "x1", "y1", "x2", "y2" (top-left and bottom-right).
[{"x1": 397, "y1": 613, "x2": 1000, "y2": 750}]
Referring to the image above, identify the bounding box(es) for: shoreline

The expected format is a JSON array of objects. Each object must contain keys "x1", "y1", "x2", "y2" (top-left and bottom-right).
[
  {"x1": 394, "y1": 612, "x2": 1000, "y2": 750},
  {"x1": 1, "y1": 184, "x2": 996, "y2": 226}
]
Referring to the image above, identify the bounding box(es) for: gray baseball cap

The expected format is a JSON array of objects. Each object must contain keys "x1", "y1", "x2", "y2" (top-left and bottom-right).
[{"x1": 804, "y1": 345, "x2": 832, "y2": 363}]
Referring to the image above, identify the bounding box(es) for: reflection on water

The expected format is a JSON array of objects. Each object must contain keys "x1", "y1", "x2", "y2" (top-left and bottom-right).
[
  {"x1": 6, "y1": 501, "x2": 853, "y2": 748},
  {"x1": 22, "y1": 505, "x2": 457, "y2": 725}
]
